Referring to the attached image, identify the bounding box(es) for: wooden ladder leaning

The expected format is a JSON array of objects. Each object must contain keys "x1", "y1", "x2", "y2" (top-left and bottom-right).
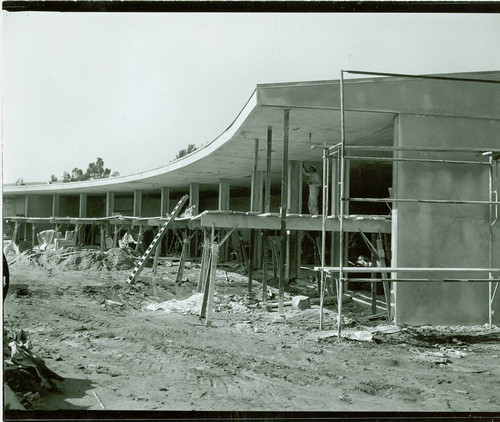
[{"x1": 126, "y1": 195, "x2": 189, "y2": 284}]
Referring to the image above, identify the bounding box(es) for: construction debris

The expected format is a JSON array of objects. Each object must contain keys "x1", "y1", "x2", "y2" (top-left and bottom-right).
[{"x1": 3, "y1": 329, "x2": 64, "y2": 409}]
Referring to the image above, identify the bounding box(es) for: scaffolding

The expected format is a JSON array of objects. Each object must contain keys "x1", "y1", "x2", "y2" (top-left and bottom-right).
[{"x1": 315, "y1": 70, "x2": 500, "y2": 339}]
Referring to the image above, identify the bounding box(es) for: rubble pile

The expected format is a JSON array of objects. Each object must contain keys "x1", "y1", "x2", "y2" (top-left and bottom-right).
[
  {"x1": 7, "y1": 247, "x2": 138, "y2": 272},
  {"x1": 3, "y1": 329, "x2": 64, "y2": 409}
]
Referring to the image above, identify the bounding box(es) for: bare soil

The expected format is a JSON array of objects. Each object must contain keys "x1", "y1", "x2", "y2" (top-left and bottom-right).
[{"x1": 3, "y1": 248, "x2": 500, "y2": 413}]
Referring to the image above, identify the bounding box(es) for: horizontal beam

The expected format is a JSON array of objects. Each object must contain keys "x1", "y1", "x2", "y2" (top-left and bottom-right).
[
  {"x1": 344, "y1": 156, "x2": 490, "y2": 166},
  {"x1": 344, "y1": 278, "x2": 499, "y2": 283},
  {"x1": 331, "y1": 144, "x2": 500, "y2": 154},
  {"x1": 315, "y1": 266, "x2": 500, "y2": 273},
  {"x1": 199, "y1": 211, "x2": 391, "y2": 233},
  {"x1": 345, "y1": 198, "x2": 500, "y2": 205}
]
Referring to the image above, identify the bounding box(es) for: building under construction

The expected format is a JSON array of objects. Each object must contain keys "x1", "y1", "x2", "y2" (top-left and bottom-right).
[{"x1": 3, "y1": 70, "x2": 500, "y2": 329}]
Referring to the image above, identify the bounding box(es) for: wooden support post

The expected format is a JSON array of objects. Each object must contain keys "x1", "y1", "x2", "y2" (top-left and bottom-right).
[
  {"x1": 248, "y1": 229, "x2": 254, "y2": 296},
  {"x1": 285, "y1": 230, "x2": 290, "y2": 283},
  {"x1": 279, "y1": 109, "x2": 290, "y2": 315},
  {"x1": 370, "y1": 234, "x2": 378, "y2": 314},
  {"x1": 288, "y1": 160, "x2": 302, "y2": 280},
  {"x1": 265, "y1": 126, "x2": 273, "y2": 214},
  {"x1": 270, "y1": 236, "x2": 278, "y2": 280},
  {"x1": 205, "y1": 243, "x2": 219, "y2": 327},
  {"x1": 13, "y1": 222, "x2": 19, "y2": 243},
  {"x1": 200, "y1": 225, "x2": 215, "y2": 318},
  {"x1": 197, "y1": 231, "x2": 210, "y2": 293},
  {"x1": 236, "y1": 230, "x2": 248, "y2": 270},
  {"x1": 176, "y1": 233, "x2": 189, "y2": 284},
  {"x1": 31, "y1": 224, "x2": 36, "y2": 247},
  {"x1": 152, "y1": 228, "x2": 162, "y2": 274},
  {"x1": 376, "y1": 234, "x2": 391, "y2": 321},
  {"x1": 133, "y1": 190, "x2": 142, "y2": 217},
  {"x1": 189, "y1": 184, "x2": 200, "y2": 258},
  {"x1": 135, "y1": 225, "x2": 144, "y2": 252},
  {"x1": 262, "y1": 231, "x2": 268, "y2": 302},
  {"x1": 160, "y1": 187, "x2": 170, "y2": 256},
  {"x1": 100, "y1": 225, "x2": 105, "y2": 252}
]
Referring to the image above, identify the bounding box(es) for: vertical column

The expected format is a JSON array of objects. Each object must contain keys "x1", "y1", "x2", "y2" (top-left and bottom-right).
[
  {"x1": 189, "y1": 183, "x2": 200, "y2": 257},
  {"x1": 330, "y1": 156, "x2": 341, "y2": 267},
  {"x1": 265, "y1": 127, "x2": 273, "y2": 213},
  {"x1": 287, "y1": 160, "x2": 302, "y2": 280},
  {"x1": 24, "y1": 195, "x2": 29, "y2": 240},
  {"x1": 219, "y1": 179, "x2": 230, "y2": 262},
  {"x1": 218, "y1": 180, "x2": 230, "y2": 211},
  {"x1": 189, "y1": 183, "x2": 199, "y2": 212},
  {"x1": 279, "y1": 109, "x2": 290, "y2": 315},
  {"x1": 133, "y1": 190, "x2": 142, "y2": 217},
  {"x1": 52, "y1": 194, "x2": 60, "y2": 218},
  {"x1": 79, "y1": 193, "x2": 87, "y2": 245},
  {"x1": 106, "y1": 192, "x2": 115, "y2": 216},
  {"x1": 160, "y1": 187, "x2": 170, "y2": 256},
  {"x1": 160, "y1": 187, "x2": 170, "y2": 216},
  {"x1": 250, "y1": 139, "x2": 260, "y2": 212}
]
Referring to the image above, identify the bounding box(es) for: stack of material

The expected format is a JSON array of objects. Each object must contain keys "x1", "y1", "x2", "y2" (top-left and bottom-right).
[{"x1": 4, "y1": 329, "x2": 64, "y2": 408}]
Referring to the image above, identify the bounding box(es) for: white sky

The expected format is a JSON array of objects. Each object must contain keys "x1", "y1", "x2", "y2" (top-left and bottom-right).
[{"x1": 2, "y1": 12, "x2": 500, "y2": 183}]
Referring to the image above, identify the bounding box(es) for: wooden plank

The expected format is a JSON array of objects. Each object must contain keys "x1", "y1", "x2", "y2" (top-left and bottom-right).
[
  {"x1": 127, "y1": 195, "x2": 188, "y2": 284},
  {"x1": 262, "y1": 231, "x2": 268, "y2": 302},
  {"x1": 175, "y1": 236, "x2": 189, "y2": 284},
  {"x1": 199, "y1": 212, "x2": 391, "y2": 233},
  {"x1": 279, "y1": 109, "x2": 290, "y2": 315},
  {"x1": 248, "y1": 229, "x2": 254, "y2": 295},
  {"x1": 205, "y1": 243, "x2": 219, "y2": 327},
  {"x1": 197, "y1": 234, "x2": 209, "y2": 293}
]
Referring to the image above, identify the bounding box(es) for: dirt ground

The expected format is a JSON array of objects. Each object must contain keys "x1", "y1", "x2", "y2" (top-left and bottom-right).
[{"x1": 3, "y1": 247, "x2": 500, "y2": 413}]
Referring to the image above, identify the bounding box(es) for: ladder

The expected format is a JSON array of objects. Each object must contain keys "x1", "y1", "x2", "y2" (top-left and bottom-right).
[{"x1": 126, "y1": 195, "x2": 189, "y2": 284}]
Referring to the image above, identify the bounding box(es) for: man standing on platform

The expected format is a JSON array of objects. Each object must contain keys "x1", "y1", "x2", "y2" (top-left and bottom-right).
[{"x1": 302, "y1": 163, "x2": 321, "y2": 216}]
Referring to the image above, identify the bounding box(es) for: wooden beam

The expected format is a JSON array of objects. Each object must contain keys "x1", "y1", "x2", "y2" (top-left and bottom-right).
[
  {"x1": 287, "y1": 160, "x2": 302, "y2": 280},
  {"x1": 265, "y1": 126, "x2": 273, "y2": 214},
  {"x1": 199, "y1": 212, "x2": 391, "y2": 233},
  {"x1": 133, "y1": 190, "x2": 142, "y2": 217},
  {"x1": 205, "y1": 243, "x2": 219, "y2": 327},
  {"x1": 279, "y1": 109, "x2": 290, "y2": 315}
]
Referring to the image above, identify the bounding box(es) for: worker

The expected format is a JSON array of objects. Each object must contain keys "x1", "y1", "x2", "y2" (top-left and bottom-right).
[{"x1": 302, "y1": 163, "x2": 321, "y2": 216}]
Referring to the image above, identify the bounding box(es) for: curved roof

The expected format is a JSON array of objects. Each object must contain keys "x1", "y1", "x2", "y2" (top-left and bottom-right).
[{"x1": 4, "y1": 71, "x2": 500, "y2": 196}]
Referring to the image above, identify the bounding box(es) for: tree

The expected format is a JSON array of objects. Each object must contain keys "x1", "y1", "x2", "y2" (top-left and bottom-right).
[
  {"x1": 70, "y1": 168, "x2": 84, "y2": 182},
  {"x1": 85, "y1": 157, "x2": 111, "y2": 180},
  {"x1": 51, "y1": 157, "x2": 113, "y2": 183},
  {"x1": 175, "y1": 144, "x2": 197, "y2": 160}
]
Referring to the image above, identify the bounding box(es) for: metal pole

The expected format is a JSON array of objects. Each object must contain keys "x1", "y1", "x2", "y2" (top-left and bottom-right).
[
  {"x1": 338, "y1": 70, "x2": 346, "y2": 341},
  {"x1": 489, "y1": 157, "x2": 494, "y2": 327},
  {"x1": 279, "y1": 109, "x2": 290, "y2": 315},
  {"x1": 320, "y1": 144, "x2": 329, "y2": 329}
]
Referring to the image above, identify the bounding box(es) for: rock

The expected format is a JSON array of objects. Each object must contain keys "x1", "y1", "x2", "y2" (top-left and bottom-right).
[{"x1": 292, "y1": 295, "x2": 310, "y2": 310}]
